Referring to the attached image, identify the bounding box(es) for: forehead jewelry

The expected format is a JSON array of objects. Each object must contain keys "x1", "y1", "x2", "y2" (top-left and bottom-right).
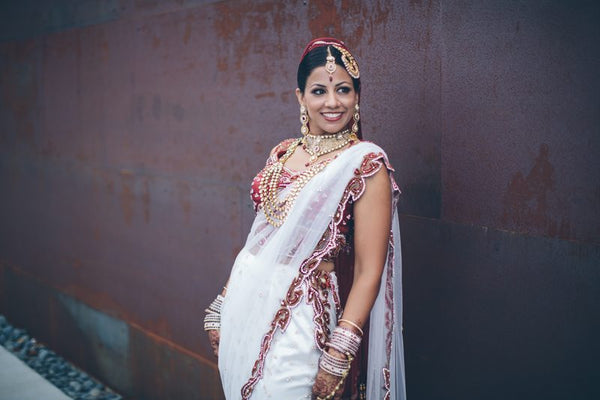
[
  {"x1": 325, "y1": 46, "x2": 337, "y2": 81},
  {"x1": 332, "y1": 44, "x2": 360, "y2": 79}
]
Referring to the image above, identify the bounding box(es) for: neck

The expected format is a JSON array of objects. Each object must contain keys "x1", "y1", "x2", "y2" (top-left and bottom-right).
[
  {"x1": 305, "y1": 129, "x2": 350, "y2": 139},
  {"x1": 302, "y1": 129, "x2": 357, "y2": 165}
]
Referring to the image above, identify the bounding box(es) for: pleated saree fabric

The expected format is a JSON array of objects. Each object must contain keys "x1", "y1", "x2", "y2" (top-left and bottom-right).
[{"x1": 219, "y1": 141, "x2": 406, "y2": 400}]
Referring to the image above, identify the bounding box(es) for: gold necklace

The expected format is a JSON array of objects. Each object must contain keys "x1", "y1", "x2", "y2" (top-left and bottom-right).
[
  {"x1": 302, "y1": 129, "x2": 357, "y2": 164},
  {"x1": 258, "y1": 138, "x2": 332, "y2": 227}
]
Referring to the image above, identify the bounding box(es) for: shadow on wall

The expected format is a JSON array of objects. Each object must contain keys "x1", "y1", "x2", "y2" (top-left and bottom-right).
[{"x1": 501, "y1": 143, "x2": 572, "y2": 238}]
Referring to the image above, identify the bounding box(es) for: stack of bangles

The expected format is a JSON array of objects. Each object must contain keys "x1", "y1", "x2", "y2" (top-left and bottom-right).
[
  {"x1": 203, "y1": 293, "x2": 224, "y2": 331},
  {"x1": 319, "y1": 319, "x2": 363, "y2": 377}
]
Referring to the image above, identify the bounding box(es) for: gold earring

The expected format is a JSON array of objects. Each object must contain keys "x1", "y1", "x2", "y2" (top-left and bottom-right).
[
  {"x1": 300, "y1": 105, "x2": 309, "y2": 136},
  {"x1": 352, "y1": 103, "x2": 360, "y2": 134}
]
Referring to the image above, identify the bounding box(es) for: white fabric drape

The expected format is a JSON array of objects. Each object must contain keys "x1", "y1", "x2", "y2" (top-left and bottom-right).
[
  {"x1": 219, "y1": 141, "x2": 406, "y2": 400},
  {"x1": 367, "y1": 213, "x2": 406, "y2": 400}
]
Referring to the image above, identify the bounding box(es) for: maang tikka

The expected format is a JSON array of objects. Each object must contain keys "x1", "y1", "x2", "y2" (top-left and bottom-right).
[{"x1": 325, "y1": 46, "x2": 336, "y2": 81}]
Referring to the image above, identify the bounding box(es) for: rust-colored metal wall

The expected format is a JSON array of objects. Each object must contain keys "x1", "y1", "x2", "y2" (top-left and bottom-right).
[{"x1": 1, "y1": 1, "x2": 598, "y2": 399}]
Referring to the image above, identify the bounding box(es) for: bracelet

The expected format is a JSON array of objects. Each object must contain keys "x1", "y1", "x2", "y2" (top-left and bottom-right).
[
  {"x1": 204, "y1": 294, "x2": 224, "y2": 314},
  {"x1": 338, "y1": 318, "x2": 364, "y2": 336},
  {"x1": 203, "y1": 313, "x2": 221, "y2": 331},
  {"x1": 316, "y1": 353, "x2": 354, "y2": 400},
  {"x1": 204, "y1": 313, "x2": 220, "y2": 322},
  {"x1": 203, "y1": 293, "x2": 224, "y2": 331},
  {"x1": 319, "y1": 350, "x2": 350, "y2": 377},
  {"x1": 326, "y1": 326, "x2": 362, "y2": 357},
  {"x1": 203, "y1": 321, "x2": 220, "y2": 331}
]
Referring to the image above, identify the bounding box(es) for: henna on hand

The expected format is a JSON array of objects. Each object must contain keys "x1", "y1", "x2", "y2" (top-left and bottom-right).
[
  {"x1": 311, "y1": 368, "x2": 344, "y2": 399},
  {"x1": 312, "y1": 348, "x2": 348, "y2": 399},
  {"x1": 207, "y1": 329, "x2": 220, "y2": 358}
]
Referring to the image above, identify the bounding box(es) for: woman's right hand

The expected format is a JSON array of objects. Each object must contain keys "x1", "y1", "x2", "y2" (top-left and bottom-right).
[
  {"x1": 207, "y1": 329, "x2": 220, "y2": 358},
  {"x1": 311, "y1": 348, "x2": 347, "y2": 400}
]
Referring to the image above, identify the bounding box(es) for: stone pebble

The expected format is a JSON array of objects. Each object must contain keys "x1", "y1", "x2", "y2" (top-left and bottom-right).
[{"x1": 0, "y1": 314, "x2": 122, "y2": 400}]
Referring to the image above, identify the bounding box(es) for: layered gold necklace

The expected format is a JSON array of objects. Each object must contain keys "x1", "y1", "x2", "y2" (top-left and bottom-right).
[
  {"x1": 259, "y1": 130, "x2": 357, "y2": 227},
  {"x1": 257, "y1": 140, "x2": 324, "y2": 227},
  {"x1": 302, "y1": 129, "x2": 357, "y2": 164}
]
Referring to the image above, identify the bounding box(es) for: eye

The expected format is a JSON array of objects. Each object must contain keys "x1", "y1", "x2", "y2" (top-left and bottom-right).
[
  {"x1": 337, "y1": 86, "x2": 352, "y2": 94},
  {"x1": 311, "y1": 88, "x2": 325, "y2": 95}
]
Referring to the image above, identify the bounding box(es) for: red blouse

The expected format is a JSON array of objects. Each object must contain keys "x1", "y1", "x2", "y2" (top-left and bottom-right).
[
  {"x1": 250, "y1": 139, "x2": 365, "y2": 261},
  {"x1": 248, "y1": 138, "x2": 399, "y2": 399}
]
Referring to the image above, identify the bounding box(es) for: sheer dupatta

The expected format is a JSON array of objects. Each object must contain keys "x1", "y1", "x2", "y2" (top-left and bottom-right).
[
  {"x1": 218, "y1": 141, "x2": 406, "y2": 399},
  {"x1": 367, "y1": 203, "x2": 406, "y2": 399}
]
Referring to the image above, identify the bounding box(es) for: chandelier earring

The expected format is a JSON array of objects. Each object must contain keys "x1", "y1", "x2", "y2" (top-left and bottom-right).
[
  {"x1": 300, "y1": 105, "x2": 309, "y2": 136},
  {"x1": 352, "y1": 103, "x2": 360, "y2": 134}
]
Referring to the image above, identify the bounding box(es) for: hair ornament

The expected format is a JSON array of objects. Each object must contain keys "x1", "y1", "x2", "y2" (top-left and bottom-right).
[
  {"x1": 333, "y1": 44, "x2": 360, "y2": 79},
  {"x1": 300, "y1": 38, "x2": 360, "y2": 80},
  {"x1": 325, "y1": 46, "x2": 337, "y2": 80}
]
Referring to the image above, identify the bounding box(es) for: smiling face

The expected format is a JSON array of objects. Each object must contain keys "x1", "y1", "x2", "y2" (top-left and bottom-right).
[{"x1": 296, "y1": 66, "x2": 359, "y2": 136}]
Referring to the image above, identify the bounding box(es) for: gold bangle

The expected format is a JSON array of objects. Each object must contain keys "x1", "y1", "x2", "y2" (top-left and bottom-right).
[{"x1": 338, "y1": 319, "x2": 363, "y2": 336}]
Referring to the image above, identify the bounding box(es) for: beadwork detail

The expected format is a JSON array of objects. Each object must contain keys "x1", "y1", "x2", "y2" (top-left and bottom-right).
[
  {"x1": 332, "y1": 44, "x2": 360, "y2": 79},
  {"x1": 258, "y1": 138, "x2": 333, "y2": 227},
  {"x1": 239, "y1": 148, "x2": 400, "y2": 400},
  {"x1": 325, "y1": 46, "x2": 337, "y2": 79},
  {"x1": 308, "y1": 270, "x2": 333, "y2": 350},
  {"x1": 302, "y1": 129, "x2": 357, "y2": 164}
]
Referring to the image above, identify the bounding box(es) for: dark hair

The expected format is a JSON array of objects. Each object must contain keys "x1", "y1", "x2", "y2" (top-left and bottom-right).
[{"x1": 296, "y1": 46, "x2": 361, "y2": 94}]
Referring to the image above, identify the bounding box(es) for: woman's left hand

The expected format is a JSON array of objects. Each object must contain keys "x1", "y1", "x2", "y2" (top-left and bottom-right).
[
  {"x1": 207, "y1": 329, "x2": 220, "y2": 358},
  {"x1": 311, "y1": 349, "x2": 346, "y2": 400}
]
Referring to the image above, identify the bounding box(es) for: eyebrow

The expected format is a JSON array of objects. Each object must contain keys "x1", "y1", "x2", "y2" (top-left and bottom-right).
[{"x1": 309, "y1": 81, "x2": 352, "y2": 88}]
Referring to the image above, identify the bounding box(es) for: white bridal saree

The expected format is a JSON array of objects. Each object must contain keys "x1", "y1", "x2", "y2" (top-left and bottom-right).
[{"x1": 219, "y1": 142, "x2": 406, "y2": 400}]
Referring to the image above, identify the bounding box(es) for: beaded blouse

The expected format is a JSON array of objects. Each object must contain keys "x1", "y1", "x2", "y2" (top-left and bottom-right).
[
  {"x1": 250, "y1": 139, "x2": 357, "y2": 262},
  {"x1": 250, "y1": 138, "x2": 398, "y2": 265}
]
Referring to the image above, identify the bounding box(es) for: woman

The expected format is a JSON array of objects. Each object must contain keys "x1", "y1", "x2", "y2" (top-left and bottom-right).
[{"x1": 204, "y1": 38, "x2": 406, "y2": 400}]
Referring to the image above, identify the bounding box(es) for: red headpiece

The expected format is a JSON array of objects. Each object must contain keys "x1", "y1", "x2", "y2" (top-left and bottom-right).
[{"x1": 300, "y1": 37, "x2": 360, "y2": 79}]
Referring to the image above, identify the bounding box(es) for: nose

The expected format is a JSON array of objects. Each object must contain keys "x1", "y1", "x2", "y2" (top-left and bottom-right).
[{"x1": 324, "y1": 91, "x2": 339, "y2": 108}]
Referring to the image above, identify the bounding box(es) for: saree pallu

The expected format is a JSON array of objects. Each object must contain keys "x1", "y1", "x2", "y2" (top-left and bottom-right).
[{"x1": 219, "y1": 142, "x2": 406, "y2": 400}]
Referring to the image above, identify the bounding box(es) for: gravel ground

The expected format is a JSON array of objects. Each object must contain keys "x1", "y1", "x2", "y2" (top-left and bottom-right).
[{"x1": 0, "y1": 314, "x2": 122, "y2": 400}]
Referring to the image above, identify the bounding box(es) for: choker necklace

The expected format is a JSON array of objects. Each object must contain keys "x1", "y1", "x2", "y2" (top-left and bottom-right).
[{"x1": 302, "y1": 129, "x2": 357, "y2": 165}]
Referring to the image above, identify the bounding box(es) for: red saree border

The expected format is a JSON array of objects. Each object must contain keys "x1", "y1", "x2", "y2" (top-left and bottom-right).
[{"x1": 240, "y1": 150, "x2": 398, "y2": 399}]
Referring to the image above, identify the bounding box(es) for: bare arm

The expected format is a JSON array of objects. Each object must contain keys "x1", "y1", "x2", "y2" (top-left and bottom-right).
[
  {"x1": 339, "y1": 165, "x2": 392, "y2": 331},
  {"x1": 312, "y1": 165, "x2": 392, "y2": 399}
]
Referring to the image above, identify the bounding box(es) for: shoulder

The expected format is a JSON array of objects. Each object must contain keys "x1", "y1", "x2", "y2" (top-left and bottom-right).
[
  {"x1": 352, "y1": 141, "x2": 395, "y2": 175},
  {"x1": 350, "y1": 141, "x2": 401, "y2": 196},
  {"x1": 268, "y1": 138, "x2": 299, "y2": 157},
  {"x1": 259, "y1": 137, "x2": 299, "y2": 166}
]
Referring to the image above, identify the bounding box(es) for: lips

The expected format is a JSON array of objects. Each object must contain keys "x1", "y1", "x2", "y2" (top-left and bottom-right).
[{"x1": 322, "y1": 112, "x2": 343, "y2": 121}]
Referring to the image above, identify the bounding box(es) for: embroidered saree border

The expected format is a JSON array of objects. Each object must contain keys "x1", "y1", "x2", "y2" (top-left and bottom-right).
[{"x1": 240, "y1": 150, "x2": 397, "y2": 399}]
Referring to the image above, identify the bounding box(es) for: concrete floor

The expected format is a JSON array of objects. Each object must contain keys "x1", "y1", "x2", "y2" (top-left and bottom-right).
[{"x1": 0, "y1": 346, "x2": 70, "y2": 400}]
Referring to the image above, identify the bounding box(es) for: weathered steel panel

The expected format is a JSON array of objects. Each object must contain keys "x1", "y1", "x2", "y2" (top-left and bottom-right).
[
  {"x1": 129, "y1": 322, "x2": 224, "y2": 400},
  {"x1": 401, "y1": 215, "x2": 600, "y2": 399},
  {"x1": 441, "y1": 1, "x2": 600, "y2": 243},
  {"x1": 0, "y1": 265, "x2": 223, "y2": 399},
  {"x1": 0, "y1": 156, "x2": 243, "y2": 356},
  {"x1": 359, "y1": 0, "x2": 443, "y2": 218},
  {"x1": 0, "y1": 38, "x2": 42, "y2": 155},
  {"x1": 0, "y1": 0, "x2": 123, "y2": 42},
  {"x1": 1, "y1": 1, "x2": 598, "y2": 399}
]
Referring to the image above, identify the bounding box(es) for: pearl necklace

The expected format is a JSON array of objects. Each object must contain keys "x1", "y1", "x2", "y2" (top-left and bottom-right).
[
  {"x1": 258, "y1": 138, "x2": 332, "y2": 227},
  {"x1": 302, "y1": 129, "x2": 357, "y2": 165}
]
